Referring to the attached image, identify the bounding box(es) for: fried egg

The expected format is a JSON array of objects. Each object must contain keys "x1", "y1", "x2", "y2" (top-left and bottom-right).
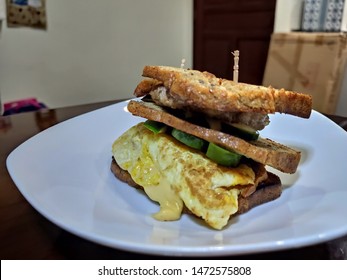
[{"x1": 112, "y1": 123, "x2": 256, "y2": 229}]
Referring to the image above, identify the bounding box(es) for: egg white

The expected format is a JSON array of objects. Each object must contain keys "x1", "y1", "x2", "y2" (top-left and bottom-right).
[{"x1": 112, "y1": 123, "x2": 256, "y2": 229}]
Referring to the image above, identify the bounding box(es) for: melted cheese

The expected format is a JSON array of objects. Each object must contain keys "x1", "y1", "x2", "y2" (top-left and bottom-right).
[
  {"x1": 144, "y1": 181, "x2": 183, "y2": 221},
  {"x1": 112, "y1": 123, "x2": 255, "y2": 229}
]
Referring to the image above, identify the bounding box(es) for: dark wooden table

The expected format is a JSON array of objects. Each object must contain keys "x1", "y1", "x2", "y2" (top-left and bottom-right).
[{"x1": 1, "y1": 100, "x2": 346, "y2": 259}]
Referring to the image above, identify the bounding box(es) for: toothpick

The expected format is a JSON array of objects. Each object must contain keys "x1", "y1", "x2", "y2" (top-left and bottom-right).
[
  {"x1": 231, "y1": 50, "x2": 239, "y2": 82},
  {"x1": 180, "y1": 58, "x2": 186, "y2": 68}
]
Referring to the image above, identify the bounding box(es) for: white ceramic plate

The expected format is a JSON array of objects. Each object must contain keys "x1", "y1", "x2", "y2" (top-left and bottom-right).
[{"x1": 7, "y1": 100, "x2": 347, "y2": 256}]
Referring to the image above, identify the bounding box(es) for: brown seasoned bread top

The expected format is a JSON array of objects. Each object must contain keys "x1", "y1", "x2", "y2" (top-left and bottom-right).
[
  {"x1": 127, "y1": 100, "x2": 301, "y2": 174},
  {"x1": 141, "y1": 66, "x2": 312, "y2": 118},
  {"x1": 110, "y1": 158, "x2": 282, "y2": 217}
]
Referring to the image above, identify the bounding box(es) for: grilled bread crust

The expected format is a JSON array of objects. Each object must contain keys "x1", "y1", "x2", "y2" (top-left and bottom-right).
[
  {"x1": 140, "y1": 66, "x2": 312, "y2": 118},
  {"x1": 127, "y1": 100, "x2": 301, "y2": 174},
  {"x1": 110, "y1": 158, "x2": 282, "y2": 217}
]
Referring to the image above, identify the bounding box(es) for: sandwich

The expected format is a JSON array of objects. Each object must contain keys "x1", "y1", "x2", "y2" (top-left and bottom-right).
[{"x1": 111, "y1": 66, "x2": 312, "y2": 230}]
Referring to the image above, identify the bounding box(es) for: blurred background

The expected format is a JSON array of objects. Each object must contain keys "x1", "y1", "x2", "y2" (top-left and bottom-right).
[{"x1": 0, "y1": 0, "x2": 346, "y2": 116}]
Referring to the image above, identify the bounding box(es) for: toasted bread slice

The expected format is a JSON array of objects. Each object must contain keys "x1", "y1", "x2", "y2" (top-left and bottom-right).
[
  {"x1": 141, "y1": 66, "x2": 312, "y2": 118},
  {"x1": 237, "y1": 172, "x2": 282, "y2": 215},
  {"x1": 110, "y1": 158, "x2": 282, "y2": 217},
  {"x1": 127, "y1": 100, "x2": 301, "y2": 173}
]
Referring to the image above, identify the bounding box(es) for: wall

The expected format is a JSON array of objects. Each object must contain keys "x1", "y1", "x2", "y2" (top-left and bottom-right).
[
  {"x1": 274, "y1": 0, "x2": 304, "y2": 32},
  {"x1": 0, "y1": 0, "x2": 193, "y2": 108}
]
